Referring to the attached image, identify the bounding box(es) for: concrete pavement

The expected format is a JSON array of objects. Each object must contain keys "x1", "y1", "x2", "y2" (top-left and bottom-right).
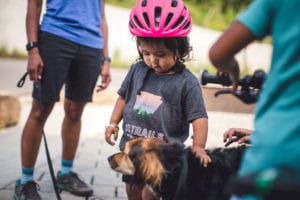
[
  {"x1": 0, "y1": 96, "x2": 127, "y2": 200},
  {"x1": 0, "y1": 97, "x2": 254, "y2": 200}
]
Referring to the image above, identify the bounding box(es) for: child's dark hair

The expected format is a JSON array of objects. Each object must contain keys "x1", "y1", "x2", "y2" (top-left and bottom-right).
[{"x1": 136, "y1": 36, "x2": 193, "y2": 72}]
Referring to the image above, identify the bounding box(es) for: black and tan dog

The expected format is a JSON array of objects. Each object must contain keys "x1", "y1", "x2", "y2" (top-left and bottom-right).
[{"x1": 107, "y1": 138, "x2": 247, "y2": 200}]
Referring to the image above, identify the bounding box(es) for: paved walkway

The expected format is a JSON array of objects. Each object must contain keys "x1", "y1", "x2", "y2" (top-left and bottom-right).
[
  {"x1": 0, "y1": 96, "x2": 127, "y2": 200},
  {"x1": 0, "y1": 95, "x2": 254, "y2": 200}
]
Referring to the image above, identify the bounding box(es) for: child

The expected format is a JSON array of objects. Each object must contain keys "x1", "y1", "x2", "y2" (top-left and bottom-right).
[
  {"x1": 209, "y1": 0, "x2": 300, "y2": 199},
  {"x1": 105, "y1": 0, "x2": 211, "y2": 199}
]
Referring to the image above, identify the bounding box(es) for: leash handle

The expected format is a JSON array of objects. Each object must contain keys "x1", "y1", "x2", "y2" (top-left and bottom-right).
[{"x1": 17, "y1": 72, "x2": 28, "y2": 88}]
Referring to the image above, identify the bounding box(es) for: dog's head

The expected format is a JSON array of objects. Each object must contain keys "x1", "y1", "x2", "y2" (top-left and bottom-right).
[{"x1": 107, "y1": 138, "x2": 186, "y2": 189}]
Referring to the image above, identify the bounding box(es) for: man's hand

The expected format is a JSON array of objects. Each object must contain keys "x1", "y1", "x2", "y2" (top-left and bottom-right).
[
  {"x1": 97, "y1": 61, "x2": 111, "y2": 92},
  {"x1": 223, "y1": 128, "x2": 252, "y2": 147},
  {"x1": 27, "y1": 48, "x2": 44, "y2": 86}
]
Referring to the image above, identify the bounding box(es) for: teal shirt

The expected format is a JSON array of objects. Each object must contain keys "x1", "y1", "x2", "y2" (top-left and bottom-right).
[
  {"x1": 40, "y1": 0, "x2": 103, "y2": 49},
  {"x1": 237, "y1": 0, "x2": 300, "y2": 180}
]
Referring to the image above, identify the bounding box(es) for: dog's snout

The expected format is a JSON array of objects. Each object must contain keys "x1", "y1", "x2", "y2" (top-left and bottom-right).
[{"x1": 107, "y1": 155, "x2": 113, "y2": 163}]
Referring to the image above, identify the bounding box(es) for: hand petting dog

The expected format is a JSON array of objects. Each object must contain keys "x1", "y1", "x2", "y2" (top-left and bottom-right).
[
  {"x1": 223, "y1": 128, "x2": 252, "y2": 147},
  {"x1": 192, "y1": 145, "x2": 212, "y2": 167}
]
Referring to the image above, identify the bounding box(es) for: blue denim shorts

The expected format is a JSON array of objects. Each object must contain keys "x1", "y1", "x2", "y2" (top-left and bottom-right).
[{"x1": 33, "y1": 31, "x2": 103, "y2": 103}]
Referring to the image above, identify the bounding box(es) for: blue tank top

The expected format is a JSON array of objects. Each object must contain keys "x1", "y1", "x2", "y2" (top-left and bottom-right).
[{"x1": 40, "y1": 0, "x2": 103, "y2": 49}]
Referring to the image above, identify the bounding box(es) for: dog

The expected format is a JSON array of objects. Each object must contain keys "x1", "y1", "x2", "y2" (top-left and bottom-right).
[{"x1": 107, "y1": 138, "x2": 247, "y2": 200}]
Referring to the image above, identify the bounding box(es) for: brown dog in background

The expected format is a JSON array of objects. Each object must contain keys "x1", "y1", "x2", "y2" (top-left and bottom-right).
[{"x1": 108, "y1": 138, "x2": 247, "y2": 200}]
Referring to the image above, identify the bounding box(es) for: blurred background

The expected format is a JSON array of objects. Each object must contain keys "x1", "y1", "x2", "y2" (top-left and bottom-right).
[{"x1": 0, "y1": 0, "x2": 272, "y2": 75}]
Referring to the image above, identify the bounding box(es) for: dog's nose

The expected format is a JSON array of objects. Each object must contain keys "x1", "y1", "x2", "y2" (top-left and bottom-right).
[{"x1": 107, "y1": 155, "x2": 113, "y2": 163}]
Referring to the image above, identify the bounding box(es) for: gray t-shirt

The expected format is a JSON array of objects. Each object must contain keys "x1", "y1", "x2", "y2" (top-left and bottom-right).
[{"x1": 118, "y1": 61, "x2": 208, "y2": 150}]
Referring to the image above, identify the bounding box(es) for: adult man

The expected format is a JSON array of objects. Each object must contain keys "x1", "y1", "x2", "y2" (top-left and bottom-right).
[{"x1": 14, "y1": 0, "x2": 111, "y2": 199}]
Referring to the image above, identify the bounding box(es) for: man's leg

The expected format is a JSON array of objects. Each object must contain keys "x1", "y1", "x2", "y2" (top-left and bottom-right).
[
  {"x1": 55, "y1": 42, "x2": 101, "y2": 197},
  {"x1": 56, "y1": 98, "x2": 93, "y2": 197},
  {"x1": 14, "y1": 99, "x2": 54, "y2": 200},
  {"x1": 61, "y1": 98, "x2": 85, "y2": 164},
  {"x1": 21, "y1": 100, "x2": 55, "y2": 168}
]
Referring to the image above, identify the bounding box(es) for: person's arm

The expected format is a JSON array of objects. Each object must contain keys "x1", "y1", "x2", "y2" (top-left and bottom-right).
[
  {"x1": 105, "y1": 96, "x2": 125, "y2": 145},
  {"x1": 223, "y1": 128, "x2": 252, "y2": 147},
  {"x1": 97, "y1": 0, "x2": 111, "y2": 91},
  {"x1": 26, "y1": 0, "x2": 44, "y2": 84},
  {"x1": 191, "y1": 118, "x2": 212, "y2": 167},
  {"x1": 209, "y1": 21, "x2": 256, "y2": 92}
]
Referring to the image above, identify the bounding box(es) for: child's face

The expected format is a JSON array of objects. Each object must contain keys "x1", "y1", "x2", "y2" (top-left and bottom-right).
[{"x1": 138, "y1": 41, "x2": 176, "y2": 74}]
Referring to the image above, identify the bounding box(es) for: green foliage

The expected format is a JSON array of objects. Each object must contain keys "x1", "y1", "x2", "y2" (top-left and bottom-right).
[
  {"x1": 187, "y1": 0, "x2": 252, "y2": 13},
  {"x1": 111, "y1": 48, "x2": 135, "y2": 69},
  {"x1": 106, "y1": 0, "x2": 136, "y2": 9},
  {"x1": 0, "y1": 46, "x2": 10, "y2": 57},
  {"x1": 106, "y1": 0, "x2": 253, "y2": 31},
  {"x1": 0, "y1": 46, "x2": 27, "y2": 59},
  {"x1": 186, "y1": 62, "x2": 217, "y2": 75}
]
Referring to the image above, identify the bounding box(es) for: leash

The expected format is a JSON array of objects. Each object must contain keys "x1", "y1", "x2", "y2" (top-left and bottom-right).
[
  {"x1": 17, "y1": 72, "x2": 62, "y2": 200},
  {"x1": 173, "y1": 149, "x2": 188, "y2": 200}
]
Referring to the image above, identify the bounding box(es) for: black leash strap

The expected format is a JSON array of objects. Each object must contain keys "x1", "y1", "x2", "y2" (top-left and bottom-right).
[
  {"x1": 17, "y1": 72, "x2": 62, "y2": 200},
  {"x1": 17, "y1": 72, "x2": 28, "y2": 88},
  {"x1": 42, "y1": 124, "x2": 62, "y2": 200}
]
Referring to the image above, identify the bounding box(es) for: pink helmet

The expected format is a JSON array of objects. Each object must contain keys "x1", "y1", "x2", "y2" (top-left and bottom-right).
[{"x1": 129, "y1": 0, "x2": 192, "y2": 37}]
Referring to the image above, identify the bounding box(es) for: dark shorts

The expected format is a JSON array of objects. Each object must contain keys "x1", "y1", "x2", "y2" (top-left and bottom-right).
[{"x1": 33, "y1": 31, "x2": 103, "y2": 103}]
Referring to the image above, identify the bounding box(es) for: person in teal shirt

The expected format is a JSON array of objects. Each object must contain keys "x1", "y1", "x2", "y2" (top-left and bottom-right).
[{"x1": 209, "y1": 0, "x2": 300, "y2": 199}]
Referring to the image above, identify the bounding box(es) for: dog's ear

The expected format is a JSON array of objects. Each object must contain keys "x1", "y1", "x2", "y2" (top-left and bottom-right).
[
  {"x1": 139, "y1": 142, "x2": 186, "y2": 188},
  {"x1": 138, "y1": 149, "x2": 166, "y2": 188}
]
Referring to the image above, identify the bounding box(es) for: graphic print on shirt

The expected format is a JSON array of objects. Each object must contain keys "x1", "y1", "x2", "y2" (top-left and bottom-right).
[
  {"x1": 133, "y1": 91, "x2": 162, "y2": 118},
  {"x1": 123, "y1": 91, "x2": 165, "y2": 141}
]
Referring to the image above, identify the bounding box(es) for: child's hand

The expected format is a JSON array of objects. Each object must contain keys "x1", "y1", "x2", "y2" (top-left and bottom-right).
[
  {"x1": 192, "y1": 145, "x2": 212, "y2": 167},
  {"x1": 105, "y1": 125, "x2": 119, "y2": 145}
]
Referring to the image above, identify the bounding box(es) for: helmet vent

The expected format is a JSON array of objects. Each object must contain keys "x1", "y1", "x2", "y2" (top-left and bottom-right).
[
  {"x1": 134, "y1": 15, "x2": 144, "y2": 29},
  {"x1": 183, "y1": 21, "x2": 191, "y2": 30},
  {"x1": 164, "y1": 13, "x2": 173, "y2": 28},
  {"x1": 141, "y1": 0, "x2": 147, "y2": 7},
  {"x1": 171, "y1": 0, "x2": 178, "y2": 7},
  {"x1": 171, "y1": 16, "x2": 184, "y2": 29},
  {"x1": 142, "y1": 12, "x2": 150, "y2": 28},
  {"x1": 154, "y1": 7, "x2": 162, "y2": 28},
  {"x1": 129, "y1": 20, "x2": 135, "y2": 29}
]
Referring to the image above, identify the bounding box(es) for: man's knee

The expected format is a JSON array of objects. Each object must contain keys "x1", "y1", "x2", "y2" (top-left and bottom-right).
[
  {"x1": 64, "y1": 99, "x2": 86, "y2": 121},
  {"x1": 30, "y1": 100, "x2": 54, "y2": 123}
]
